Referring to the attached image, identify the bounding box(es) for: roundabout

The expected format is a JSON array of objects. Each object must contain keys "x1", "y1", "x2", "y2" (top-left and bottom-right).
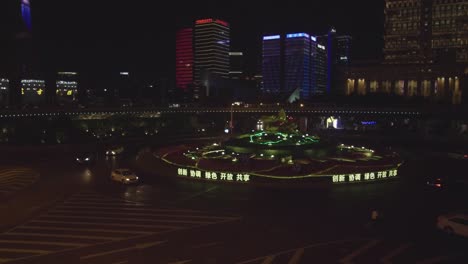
[{"x1": 154, "y1": 110, "x2": 402, "y2": 186}]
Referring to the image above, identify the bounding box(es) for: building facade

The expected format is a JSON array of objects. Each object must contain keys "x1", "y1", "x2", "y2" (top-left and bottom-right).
[
  {"x1": 0, "y1": 79, "x2": 9, "y2": 107},
  {"x1": 262, "y1": 35, "x2": 282, "y2": 95},
  {"x1": 284, "y1": 33, "x2": 312, "y2": 99},
  {"x1": 311, "y1": 36, "x2": 328, "y2": 95},
  {"x1": 228, "y1": 52, "x2": 244, "y2": 79},
  {"x1": 176, "y1": 28, "x2": 194, "y2": 90},
  {"x1": 342, "y1": 0, "x2": 468, "y2": 104},
  {"x1": 194, "y1": 18, "x2": 230, "y2": 99},
  {"x1": 21, "y1": 79, "x2": 45, "y2": 106},
  {"x1": 56, "y1": 72, "x2": 78, "y2": 106}
]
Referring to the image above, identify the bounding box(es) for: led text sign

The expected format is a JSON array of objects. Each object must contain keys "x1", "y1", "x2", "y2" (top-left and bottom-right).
[
  {"x1": 177, "y1": 168, "x2": 250, "y2": 183},
  {"x1": 332, "y1": 169, "x2": 398, "y2": 183}
]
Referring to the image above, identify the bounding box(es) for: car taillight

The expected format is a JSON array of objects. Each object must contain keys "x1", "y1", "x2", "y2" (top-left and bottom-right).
[
  {"x1": 435, "y1": 183, "x2": 442, "y2": 188},
  {"x1": 464, "y1": 154, "x2": 468, "y2": 159}
]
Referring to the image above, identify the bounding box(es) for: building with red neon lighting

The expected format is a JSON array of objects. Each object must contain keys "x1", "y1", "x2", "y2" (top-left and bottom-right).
[{"x1": 176, "y1": 28, "x2": 193, "y2": 90}]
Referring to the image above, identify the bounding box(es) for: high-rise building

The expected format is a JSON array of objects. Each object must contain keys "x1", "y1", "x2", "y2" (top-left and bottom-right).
[
  {"x1": 176, "y1": 28, "x2": 193, "y2": 90},
  {"x1": 319, "y1": 28, "x2": 352, "y2": 94},
  {"x1": 336, "y1": 35, "x2": 352, "y2": 65},
  {"x1": 384, "y1": 0, "x2": 468, "y2": 64},
  {"x1": 228, "y1": 52, "x2": 244, "y2": 79},
  {"x1": 56, "y1": 72, "x2": 78, "y2": 105},
  {"x1": 311, "y1": 36, "x2": 328, "y2": 95},
  {"x1": 262, "y1": 35, "x2": 282, "y2": 95},
  {"x1": 21, "y1": 0, "x2": 32, "y2": 31},
  {"x1": 342, "y1": 0, "x2": 467, "y2": 104},
  {"x1": 0, "y1": 79, "x2": 9, "y2": 107},
  {"x1": 194, "y1": 18, "x2": 230, "y2": 98},
  {"x1": 285, "y1": 33, "x2": 311, "y2": 99}
]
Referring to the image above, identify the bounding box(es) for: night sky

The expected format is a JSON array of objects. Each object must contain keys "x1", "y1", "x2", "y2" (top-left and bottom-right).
[{"x1": 2, "y1": 0, "x2": 385, "y2": 77}]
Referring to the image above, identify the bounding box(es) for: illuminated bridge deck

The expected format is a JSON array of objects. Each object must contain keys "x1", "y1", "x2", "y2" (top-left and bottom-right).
[{"x1": 0, "y1": 107, "x2": 425, "y2": 119}]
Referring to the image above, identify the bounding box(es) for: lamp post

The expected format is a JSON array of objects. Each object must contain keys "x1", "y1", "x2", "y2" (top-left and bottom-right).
[{"x1": 230, "y1": 103, "x2": 234, "y2": 134}]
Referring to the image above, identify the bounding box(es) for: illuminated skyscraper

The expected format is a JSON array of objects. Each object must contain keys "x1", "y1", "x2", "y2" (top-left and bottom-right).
[
  {"x1": 176, "y1": 28, "x2": 193, "y2": 90},
  {"x1": 228, "y1": 52, "x2": 244, "y2": 79},
  {"x1": 284, "y1": 33, "x2": 311, "y2": 99},
  {"x1": 311, "y1": 36, "x2": 328, "y2": 95},
  {"x1": 262, "y1": 35, "x2": 282, "y2": 95},
  {"x1": 194, "y1": 18, "x2": 230, "y2": 98},
  {"x1": 384, "y1": 0, "x2": 468, "y2": 64},
  {"x1": 21, "y1": 0, "x2": 32, "y2": 31}
]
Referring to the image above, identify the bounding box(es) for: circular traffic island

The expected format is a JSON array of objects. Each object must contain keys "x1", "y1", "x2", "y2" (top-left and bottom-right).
[{"x1": 154, "y1": 131, "x2": 402, "y2": 187}]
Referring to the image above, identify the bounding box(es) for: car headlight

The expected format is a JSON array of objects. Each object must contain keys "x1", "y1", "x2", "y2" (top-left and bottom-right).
[
  {"x1": 136, "y1": 177, "x2": 139, "y2": 180},
  {"x1": 76, "y1": 158, "x2": 80, "y2": 161},
  {"x1": 112, "y1": 151, "x2": 116, "y2": 155},
  {"x1": 85, "y1": 157, "x2": 90, "y2": 161},
  {"x1": 125, "y1": 178, "x2": 130, "y2": 181}
]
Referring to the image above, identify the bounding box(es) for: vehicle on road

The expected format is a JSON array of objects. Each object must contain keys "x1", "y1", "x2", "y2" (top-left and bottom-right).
[
  {"x1": 437, "y1": 214, "x2": 468, "y2": 237},
  {"x1": 111, "y1": 169, "x2": 139, "y2": 184},
  {"x1": 75, "y1": 152, "x2": 95, "y2": 165},
  {"x1": 106, "y1": 146, "x2": 124, "y2": 156},
  {"x1": 447, "y1": 150, "x2": 468, "y2": 160},
  {"x1": 426, "y1": 174, "x2": 468, "y2": 190}
]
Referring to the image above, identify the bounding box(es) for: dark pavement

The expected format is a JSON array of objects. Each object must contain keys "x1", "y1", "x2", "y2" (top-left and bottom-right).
[{"x1": 0, "y1": 141, "x2": 467, "y2": 264}]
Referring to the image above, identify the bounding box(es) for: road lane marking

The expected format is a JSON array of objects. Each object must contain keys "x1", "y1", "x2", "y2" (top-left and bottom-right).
[
  {"x1": 4, "y1": 232, "x2": 122, "y2": 240},
  {"x1": 31, "y1": 220, "x2": 179, "y2": 230},
  {"x1": 0, "y1": 240, "x2": 87, "y2": 247},
  {"x1": 380, "y1": 243, "x2": 412, "y2": 264},
  {"x1": 416, "y1": 256, "x2": 450, "y2": 264},
  {"x1": 56, "y1": 204, "x2": 217, "y2": 214},
  {"x1": 237, "y1": 239, "x2": 359, "y2": 264},
  {"x1": 168, "y1": 260, "x2": 192, "y2": 264},
  {"x1": 0, "y1": 248, "x2": 50, "y2": 254},
  {"x1": 14, "y1": 226, "x2": 151, "y2": 235},
  {"x1": 288, "y1": 248, "x2": 304, "y2": 264},
  {"x1": 49, "y1": 209, "x2": 237, "y2": 221},
  {"x1": 80, "y1": 241, "x2": 165, "y2": 260},
  {"x1": 191, "y1": 242, "x2": 221, "y2": 249},
  {"x1": 40, "y1": 214, "x2": 217, "y2": 225},
  {"x1": 179, "y1": 186, "x2": 218, "y2": 202},
  {"x1": 261, "y1": 256, "x2": 275, "y2": 264},
  {"x1": 339, "y1": 239, "x2": 381, "y2": 264}
]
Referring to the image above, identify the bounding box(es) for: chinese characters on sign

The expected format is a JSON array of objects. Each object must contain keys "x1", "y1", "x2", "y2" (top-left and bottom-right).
[
  {"x1": 177, "y1": 168, "x2": 250, "y2": 183},
  {"x1": 332, "y1": 169, "x2": 398, "y2": 183}
]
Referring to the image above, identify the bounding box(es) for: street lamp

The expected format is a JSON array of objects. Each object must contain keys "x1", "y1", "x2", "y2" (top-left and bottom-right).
[{"x1": 230, "y1": 103, "x2": 234, "y2": 134}]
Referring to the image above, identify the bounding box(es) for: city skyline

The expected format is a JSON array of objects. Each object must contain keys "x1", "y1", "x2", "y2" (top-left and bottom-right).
[{"x1": 2, "y1": 0, "x2": 384, "y2": 76}]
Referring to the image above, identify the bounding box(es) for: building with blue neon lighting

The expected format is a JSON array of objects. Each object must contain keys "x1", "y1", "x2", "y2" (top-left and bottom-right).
[
  {"x1": 21, "y1": 0, "x2": 32, "y2": 31},
  {"x1": 319, "y1": 28, "x2": 352, "y2": 94},
  {"x1": 284, "y1": 33, "x2": 311, "y2": 99},
  {"x1": 262, "y1": 35, "x2": 282, "y2": 95}
]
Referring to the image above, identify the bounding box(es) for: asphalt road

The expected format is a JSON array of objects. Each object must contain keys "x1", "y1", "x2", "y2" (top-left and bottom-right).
[{"x1": 0, "y1": 141, "x2": 467, "y2": 264}]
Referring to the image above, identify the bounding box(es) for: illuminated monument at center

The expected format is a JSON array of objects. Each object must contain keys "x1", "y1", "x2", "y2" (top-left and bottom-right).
[{"x1": 155, "y1": 110, "x2": 402, "y2": 185}]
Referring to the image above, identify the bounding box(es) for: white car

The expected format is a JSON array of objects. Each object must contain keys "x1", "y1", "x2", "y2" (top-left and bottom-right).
[
  {"x1": 437, "y1": 213, "x2": 468, "y2": 237},
  {"x1": 111, "y1": 169, "x2": 139, "y2": 184},
  {"x1": 106, "y1": 146, "x2": 124, "y2": 156}
]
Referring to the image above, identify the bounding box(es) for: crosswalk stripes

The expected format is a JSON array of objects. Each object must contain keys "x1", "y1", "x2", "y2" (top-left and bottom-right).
[
  {"x1": 0, "y1": 190, "x2": 239, "y2": 263},
  {"x1": 0, "y1": 168, "x2": 39, "y2": 197},
  {"x1": 236, "y1": 239, "x2": 458, "y2": 264}
]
